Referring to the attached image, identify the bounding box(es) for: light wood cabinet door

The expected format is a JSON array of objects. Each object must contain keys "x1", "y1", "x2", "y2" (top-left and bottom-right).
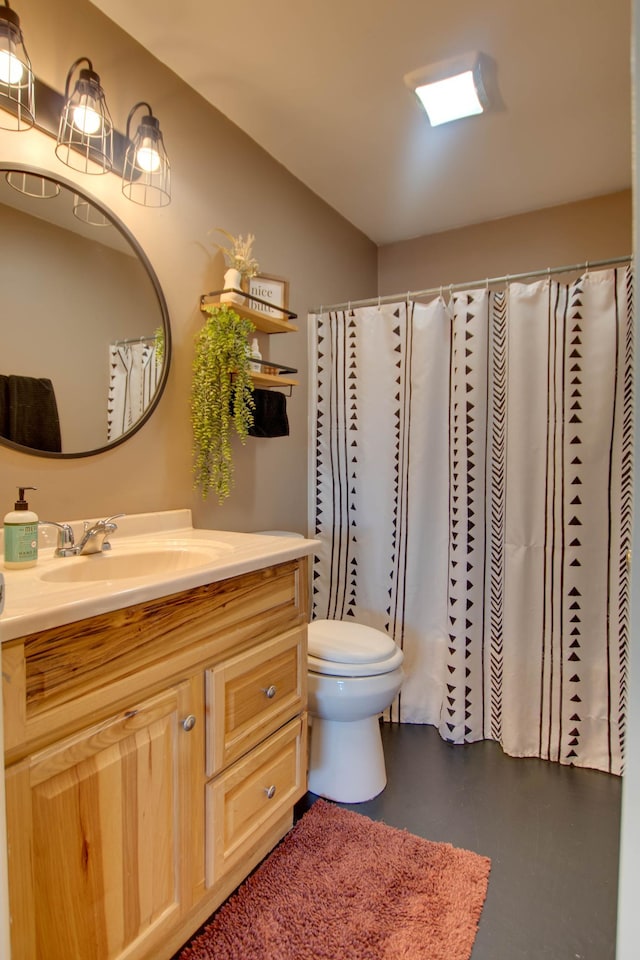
[{"x1": 5, "y1": 679, "x2": 203, "y2": 960}]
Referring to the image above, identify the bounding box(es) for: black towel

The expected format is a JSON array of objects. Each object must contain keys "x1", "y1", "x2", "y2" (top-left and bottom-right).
[
  {"x1": 249, "y1": 389, "x2": 289, "y2": 438},
  {"x1": 0, "y1": 375, "x2": 9, "y2": 439},
  {"x1": 2, "y1": 375, "x2": 62, "y2": 452}
]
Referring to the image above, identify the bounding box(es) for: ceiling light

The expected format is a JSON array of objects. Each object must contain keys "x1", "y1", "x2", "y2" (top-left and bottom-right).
[
  {"x1": 0, "y1": 0, "x2": 34, "y2": 130},
  {"x1": 405, "y1": 52, "x2": 489, "y2": 127},
  {"x1": 55, "y1": 57, "x2": 113, "y2": 174},
  {"x1": 122, "y1": 102, "x2": 171, "y2": 207}
]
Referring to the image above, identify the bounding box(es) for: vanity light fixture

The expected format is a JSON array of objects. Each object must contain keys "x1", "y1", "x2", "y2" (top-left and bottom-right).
[
  {"x1": 0, "y1": 0, "x2": 34, "y2": 130},
  {"x1": 404, "y1": 52, "x2": 489, "y2": 127},
  {"x1": 55, "y1": 57, "x2": 113, "y2": 174},
  {"x1": 122, "y1": 101, "x2": 171, "y2": 207}
]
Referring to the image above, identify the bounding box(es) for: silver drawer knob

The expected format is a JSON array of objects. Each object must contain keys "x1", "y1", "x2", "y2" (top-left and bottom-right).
[
  {"x1": 265, "y1": 785, "x2": 277, "y2": 799},
  {"x1": 262, "y1": 685, "x2": 277, "y2": 699},
  {"x1": 182, "y1": 714, "x2": 197, "y2": 732}
]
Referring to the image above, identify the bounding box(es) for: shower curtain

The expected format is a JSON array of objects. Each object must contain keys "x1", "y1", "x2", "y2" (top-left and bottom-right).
[
  {"x1": 310, "y1": 267, "x2": 633, "y2": 774},
  {"x1": 107, "y1": 340, "x2": 161, "y2": 441}
]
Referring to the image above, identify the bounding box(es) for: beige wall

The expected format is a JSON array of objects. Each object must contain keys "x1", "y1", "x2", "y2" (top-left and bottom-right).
[
  {"x1": 0, "y1": 0, "x2": 377, "y2": 533},
  {"x1": 378, "y1": 190, "x2": 632, "y2": 295}
]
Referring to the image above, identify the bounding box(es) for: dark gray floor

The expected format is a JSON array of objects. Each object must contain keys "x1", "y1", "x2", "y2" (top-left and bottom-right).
[{"x1": 296, "y1": 722, "x2": 622, "y2": 960}]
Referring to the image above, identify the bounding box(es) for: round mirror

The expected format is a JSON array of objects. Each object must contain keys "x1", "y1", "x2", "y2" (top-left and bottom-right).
[{"x1": 0, "y1": 163, "x2": 171, "y2": 458}]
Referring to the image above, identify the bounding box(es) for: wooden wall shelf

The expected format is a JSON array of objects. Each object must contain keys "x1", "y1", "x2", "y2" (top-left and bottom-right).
[
  {"x1": 251, "y1": 371, "x2": 299, "y2": 389},
  {"x1": 200, "y1": 293, "x2": 298, "y2": 334},
  {"x1": 201, "y1": 289, "x2": 299, "y2": 391}
]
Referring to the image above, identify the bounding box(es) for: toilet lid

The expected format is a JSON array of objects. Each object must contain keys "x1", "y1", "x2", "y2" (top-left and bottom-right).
[
  {"x1": 308, "y1": 645, "x2": 404, "y2": 678},
  {"x1": 308, "y1": 619, "x2": 398, "y2": 665}
]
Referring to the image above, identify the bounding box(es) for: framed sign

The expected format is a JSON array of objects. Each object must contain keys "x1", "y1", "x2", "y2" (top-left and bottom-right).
[{"x1": 248, "y1": 275, "x2": 289, "y2": 318}]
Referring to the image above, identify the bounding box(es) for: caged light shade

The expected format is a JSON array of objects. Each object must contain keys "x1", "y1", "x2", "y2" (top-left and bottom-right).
[
  {"x1": 0, "y1": 0, "x2": 34, "y2": 130},
  {"x1": 122, "y1": 102, "x2": 171, "y2": 207},
  {"x1": 6, "y1": 169, "x2": 59, "y2": 198},
  {"x1": 55, "y1": 57, "x2": 113, "y2": 174},
  {"x1": 72, "y1": 193, "x2": 111, "y2": 227}
]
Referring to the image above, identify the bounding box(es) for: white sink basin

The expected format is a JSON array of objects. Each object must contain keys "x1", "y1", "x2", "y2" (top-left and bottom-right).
[{"x1": 39, "y1": 543, "x2": 233, "y2": 583}]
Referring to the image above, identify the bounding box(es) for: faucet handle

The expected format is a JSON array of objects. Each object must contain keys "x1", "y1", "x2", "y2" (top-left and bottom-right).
[
  {"x1": 82, "y1": 513, "x2": 125, "y2": 532},
  {"x1": 101, "y1": 513, "x2": 125, "y2": 551}
]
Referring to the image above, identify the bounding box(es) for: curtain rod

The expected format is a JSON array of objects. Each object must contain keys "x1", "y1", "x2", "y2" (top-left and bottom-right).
[
  {"x1": 112, "y1": 335, "x2": 159, "y2": 346},
  {"x1": 311, "y1": 255, "x2": 632, "y2": 314}
]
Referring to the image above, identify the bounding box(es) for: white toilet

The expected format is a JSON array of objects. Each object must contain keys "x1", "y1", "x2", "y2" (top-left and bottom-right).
[
  {"x1": 307, "y1": 619, "x2": 404, "y2": 803},
  {"x1": 255, "y1": 532, "x2": 404, "y2": 804}
]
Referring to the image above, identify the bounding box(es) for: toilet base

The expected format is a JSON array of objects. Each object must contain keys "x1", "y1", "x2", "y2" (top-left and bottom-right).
[{"x1": 308, "y1": 714, "x2": 387, "y2": 803}]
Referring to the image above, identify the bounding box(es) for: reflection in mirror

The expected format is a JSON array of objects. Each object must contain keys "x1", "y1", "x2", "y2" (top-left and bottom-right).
[{"x1": 0, "y1": 163, "x2": 170, "y2": 458}]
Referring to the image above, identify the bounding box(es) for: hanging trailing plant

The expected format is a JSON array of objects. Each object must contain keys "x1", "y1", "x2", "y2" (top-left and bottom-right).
[
  {"x1": 191, "y1": 304, "x2": 255, "y2": 502},
  {"x1": 154, "y1": 325, "x2": 165, "y2": 369}
]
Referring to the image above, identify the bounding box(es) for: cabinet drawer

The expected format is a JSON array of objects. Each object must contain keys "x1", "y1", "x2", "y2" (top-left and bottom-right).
[
  {"x1": 206, "y1": 626, "x2": 307, "y2": 775},
  {"x1": 206, "y1": 714, "x2": 307, "y2": 887},
  {"x1": 5, "y1": 559, "x2": 307, "y2": 758}
]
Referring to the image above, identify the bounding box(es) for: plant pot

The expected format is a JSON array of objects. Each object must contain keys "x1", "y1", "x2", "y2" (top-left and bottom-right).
[{"x1": 220, "y1": 267, "x2": 245, "y2": 305}]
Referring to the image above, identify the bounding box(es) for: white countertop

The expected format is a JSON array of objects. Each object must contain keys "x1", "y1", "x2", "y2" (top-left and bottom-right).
[{"x1": 0, "y1": 509, "x2": 316, "y2": 643}]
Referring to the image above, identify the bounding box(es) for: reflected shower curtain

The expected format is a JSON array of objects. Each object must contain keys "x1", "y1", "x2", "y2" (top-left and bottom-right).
[
  {"x1": 310, "y1": 267, "x2": 633, "y2": 774},
  {"x1": 107, "y1": 341, "x2": 161, "y2": 441}
]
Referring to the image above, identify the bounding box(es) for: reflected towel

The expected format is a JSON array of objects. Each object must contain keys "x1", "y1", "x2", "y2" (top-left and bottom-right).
[
  {"x1": 0, "y1": 375, "x2": 8, "y2": 439},
  {"x1": 249, "y1": 389, "x2": 289, "y2": 438},
  {"x1": 1, "y1": 374, "x2": 62, "y2": 452}
]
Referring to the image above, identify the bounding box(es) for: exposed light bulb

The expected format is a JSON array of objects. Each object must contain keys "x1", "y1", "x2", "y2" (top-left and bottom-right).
[
  {"x1": 72, "y1": 104, "x2": 101, "y2": 134},
  {"x1": 136, "y1": 143, "x2": 161, "y2": 172},
  {"x1": 0, "y1": 50, "x2": 24, "y2": 84}
]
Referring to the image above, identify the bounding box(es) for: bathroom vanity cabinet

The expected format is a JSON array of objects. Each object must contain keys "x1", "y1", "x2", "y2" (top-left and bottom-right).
[{"x1": 2, "y1": 558, "x2": 308, "y2": 960}]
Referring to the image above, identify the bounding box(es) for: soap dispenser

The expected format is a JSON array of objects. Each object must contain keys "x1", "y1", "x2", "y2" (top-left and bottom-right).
[
  {"x1": 249, "y1": 337, "x2": 262, "y2": 372},
  {"x1": 4, "y1": 486, "x2": 39, "y2": 569}
]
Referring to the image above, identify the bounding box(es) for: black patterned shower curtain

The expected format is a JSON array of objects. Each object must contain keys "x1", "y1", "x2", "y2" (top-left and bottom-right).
[
  {"x1": 310, "y1": 267, "x2": 633, "y2": 774},
  {"x1": 107, "y1": 340, "x2": 161, "y2": 441}
]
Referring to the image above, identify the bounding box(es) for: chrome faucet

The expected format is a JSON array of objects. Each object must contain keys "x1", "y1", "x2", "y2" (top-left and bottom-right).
[
  {"x1": 39, "y1": 515, "x2": 124, "y2": 557},
  {"x1": 77, "y1": 515, "x2": 124, "y2": 555}
]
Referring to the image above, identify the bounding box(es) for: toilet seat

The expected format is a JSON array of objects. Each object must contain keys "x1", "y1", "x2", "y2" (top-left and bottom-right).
[{"x1": 308, "y1": 619, "x2": 404, "y2": 678}]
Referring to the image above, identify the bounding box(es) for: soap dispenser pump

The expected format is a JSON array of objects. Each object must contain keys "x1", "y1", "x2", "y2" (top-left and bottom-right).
[{"x1": 4, "y1": 486, "x2": 39, "y2": 569}]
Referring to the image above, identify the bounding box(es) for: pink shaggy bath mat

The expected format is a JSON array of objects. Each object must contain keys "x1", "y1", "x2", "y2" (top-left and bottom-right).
[{"x1": 178, "y1": 799, "x2": 491, "y2": 960}]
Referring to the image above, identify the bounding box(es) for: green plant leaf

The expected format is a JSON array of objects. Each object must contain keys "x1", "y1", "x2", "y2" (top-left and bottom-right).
[{"x1": 191, "y1": 304, "x2": 255, "y2": 503}]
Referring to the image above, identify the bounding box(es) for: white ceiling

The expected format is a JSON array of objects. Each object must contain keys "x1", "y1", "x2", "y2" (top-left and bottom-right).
[{"x1": 91, "y1": 0, "x2": 631, "y2": 246}]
